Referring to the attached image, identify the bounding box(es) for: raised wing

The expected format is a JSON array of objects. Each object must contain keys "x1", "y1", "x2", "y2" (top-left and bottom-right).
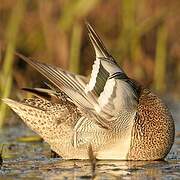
[
  {"x1": 85, "y1": 23, "x2": 124, "y2": 96},
  {"x1": 16, "y1": 53, "x2": 97, "y2": 109},
  {"x1": 15, "y1": 24, "x2": 140, "y2": 130},
  {"x1": 85, "y1": 23, "x2": 138, "y2": 119},
  {"x1": 16, "y1": 53, "x2": 111, "y2": 129}
]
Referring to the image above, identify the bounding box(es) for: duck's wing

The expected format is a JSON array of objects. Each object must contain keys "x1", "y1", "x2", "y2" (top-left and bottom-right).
[
  {"x1": 85, "y1": 24, "x2": 138, "y2": 118},
  {"x1": 85, "y1": 23, "x2": 124, "y2": 97},
  {"x1": 16, "y1": 53, "x2": 97, "y2": 109},
  {"x1": 16, "y1": 53, "x2": 111, "y2": 129},
  {"x1": 14, "y1": 24, "x2": 139, "y2": 130}
]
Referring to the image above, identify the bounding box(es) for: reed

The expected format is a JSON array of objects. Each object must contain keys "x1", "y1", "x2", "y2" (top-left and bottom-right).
[
  {"x1": 58, "y1": 0, "x2": 99, "y2": 31},
  {"x1": 69, "y1": 22, "x2": 83, "y2": 73},
  {"x1": 0, "y1": 0, "x2": 25, "y2": 127},
  {"x1": 58, "y1": 0, "x2": 99, "y2": 72},
  {"x1": 154, "y1": 22, "x2": 168, "y2": 93},
  {"x1": 119, "y1": 0, "x2": 136, "y2": 61}
]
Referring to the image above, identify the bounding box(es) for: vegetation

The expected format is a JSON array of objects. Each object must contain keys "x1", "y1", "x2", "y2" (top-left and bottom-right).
[
  {"x1": 0, "y1": 0, "x2": 25, "y2": 127},
  {"x1": 0, "y1": 0, "x2": 179, "y2": 127}
]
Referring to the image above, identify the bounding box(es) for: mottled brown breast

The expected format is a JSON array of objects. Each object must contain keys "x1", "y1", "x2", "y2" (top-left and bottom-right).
[{"x1": 128, "y1": 88, "x2": 175, "y2": 160}]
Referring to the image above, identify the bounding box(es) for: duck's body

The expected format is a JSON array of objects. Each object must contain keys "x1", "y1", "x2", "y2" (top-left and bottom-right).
[{"x1": 3, "y1": 24, "x2": 174, "y2": 160}]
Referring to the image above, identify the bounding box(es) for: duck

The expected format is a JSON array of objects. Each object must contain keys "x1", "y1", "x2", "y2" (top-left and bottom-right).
[{"x1": 3, "y1": 23, "x2": 175, "y2": 160}]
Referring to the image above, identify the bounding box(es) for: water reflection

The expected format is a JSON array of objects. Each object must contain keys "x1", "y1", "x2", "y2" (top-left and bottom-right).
[{"x1": 2, "y1": 158, "x2": 180, "y2": 179}]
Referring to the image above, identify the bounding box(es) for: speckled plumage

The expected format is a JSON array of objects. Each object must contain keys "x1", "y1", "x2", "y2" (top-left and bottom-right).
[
  {"x1": 3, "y1": 24, "x2": 175, "y2": 160},
  {"x1": 128, "y1": 89, "x2": 175, "y2": 160}
]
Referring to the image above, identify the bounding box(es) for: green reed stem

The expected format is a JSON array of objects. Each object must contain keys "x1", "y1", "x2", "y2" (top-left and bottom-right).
[
  {"x1": 58, "y1": 0, "x2": 99, "y2": 31},
  {"x1": 0, "y1": 76, "x2": 12, "y2": 127},
  {"x1": 69, "y1": 22, "x2": 82, "y2": 73},
  {"x1": 0, "y1": 0, "x2": 25, "y2": 127},
  {"x1": 154, "y1": 22, "x2": 168, "y2": 93}
]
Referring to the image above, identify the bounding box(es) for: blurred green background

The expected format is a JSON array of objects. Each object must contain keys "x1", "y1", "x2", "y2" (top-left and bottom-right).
[{"x1": 0, "y1": 0, "x2": 180, "y2": 127}]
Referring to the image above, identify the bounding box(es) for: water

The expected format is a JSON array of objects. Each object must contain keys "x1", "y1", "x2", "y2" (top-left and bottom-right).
[{"x1": 0, "y1": 102, "x2": 180, "y2": 180}]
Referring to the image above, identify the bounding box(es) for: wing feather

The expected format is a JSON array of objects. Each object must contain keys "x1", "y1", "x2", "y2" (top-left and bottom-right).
[
  {"x1": 15, "y1": 53, "x2": 111, "y2": 129},
  {"x1": 85, "y1": 23, "x2": 123, "y2": 97},
  {"x1": 16, "y1": 53, "x2": 96, "y2": 108}
]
